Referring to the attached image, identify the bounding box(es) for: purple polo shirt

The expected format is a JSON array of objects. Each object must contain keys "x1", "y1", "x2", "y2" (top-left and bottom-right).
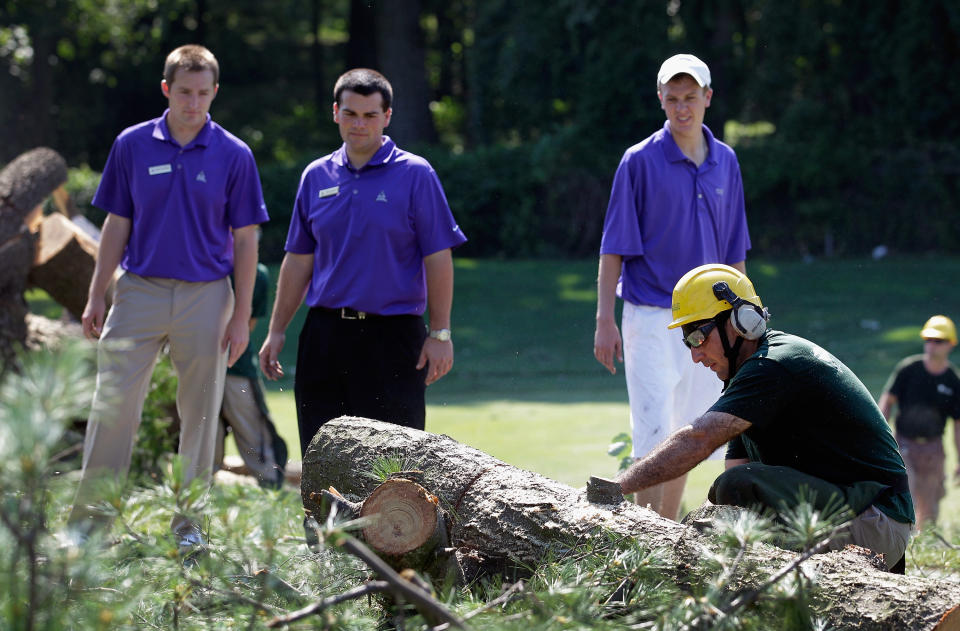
[
  {"x1": 600, "y1": 121, "x2": 750, "y2": 308},
  {"x1": 92, "y1": 110, "x2": 269, "y2": 281},
  {"x1": 285, "y1": 137, "x2": 466, "y2": 315}
]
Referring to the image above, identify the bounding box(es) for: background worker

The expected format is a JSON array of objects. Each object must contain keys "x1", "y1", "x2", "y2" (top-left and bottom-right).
[
  {"x1": 69, "y1": 45, "x2": 268, "y2": 549},
  {"x1": 608, "y1": 264, "x2": 914, "y2": 572},
  {"x1": 259, "y1": 67, "x2": 466, "y2": 461},
  {"x1": 878, "y1": 315, "x2": 960, "y2": 528},
  {"x1": 594, "y1": 53, "x2": 751, "y2": 519},
  {"x1": 215, "y1": 262, "x2": 288, "y2": 489}
]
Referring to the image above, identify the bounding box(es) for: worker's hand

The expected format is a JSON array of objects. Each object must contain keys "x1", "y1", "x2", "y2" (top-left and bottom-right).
[
  {"x1": 259, "y1": 331, "x2": 286, "y2": 380},
  {"x1": 81, "y1": 295, "x2": 107, "y2": 339},
  {"x1": 417, "y1": 337, "x2": 453, "y2": 386},
  {"x1": 594, "y1": 319, "x2": 623, "y2": 375},
  {"x1": 221, "y1": 313, "x2": 249, "y2": 368}
]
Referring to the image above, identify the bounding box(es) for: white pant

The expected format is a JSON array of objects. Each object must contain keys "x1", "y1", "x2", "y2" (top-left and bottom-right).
[{"x1": 622, "y1": 302, "x2": 723, "y2": 458}]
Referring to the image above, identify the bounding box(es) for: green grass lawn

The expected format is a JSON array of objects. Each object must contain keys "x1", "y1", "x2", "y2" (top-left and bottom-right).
[
  {"x1": 29, "y1": 256, "x2": 960, "y2": 530},
  {"x1": 255, "y1": 256, "x2": 960, "y2": 527}
]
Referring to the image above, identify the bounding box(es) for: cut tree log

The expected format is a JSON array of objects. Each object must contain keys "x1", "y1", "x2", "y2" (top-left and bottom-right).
[
  {"x1": 28, "y1": 212, "x2": 102, "y2": 320},
  {"x1": 302, "y1": 417, "x2": 960, "y2": 631},
  {"x1": 0, "y1": 147, "x2": 69, "y2": 370},
  {"x1": 355, "y1": 478, "x2": 450, "y2": 576}
]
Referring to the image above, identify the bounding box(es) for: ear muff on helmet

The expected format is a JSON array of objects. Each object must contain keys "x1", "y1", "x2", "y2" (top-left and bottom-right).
[{"x1": 712, "y1": 281, "x2": 769, "y2": 340}]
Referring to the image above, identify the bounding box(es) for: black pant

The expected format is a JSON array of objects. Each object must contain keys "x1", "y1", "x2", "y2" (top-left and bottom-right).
[{"x1": 294, "y1": 307, "x2": 427, "y2": 456}]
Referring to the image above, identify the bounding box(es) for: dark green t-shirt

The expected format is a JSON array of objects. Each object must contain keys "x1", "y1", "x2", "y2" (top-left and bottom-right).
[
  {"x1": 713, "y1": 330, "x2": 914, "y2": 524},
  {"x1": 882, "y1": 355, "x2": 960, "y2": 439},
  {"x1": 227, "y1": 263, "x2": 270, "y2": 381}
]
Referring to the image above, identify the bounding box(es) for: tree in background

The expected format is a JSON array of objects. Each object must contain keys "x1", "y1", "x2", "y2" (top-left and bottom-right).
[{"x1": 2, "y1": 0, "x2": 959, "y2": 259}]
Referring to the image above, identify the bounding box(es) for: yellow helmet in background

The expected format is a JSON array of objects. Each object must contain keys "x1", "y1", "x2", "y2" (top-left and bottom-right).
[
  {"x1": 921, "y1": 315, "x2": 957, "y2": 345},
  {"x1": 669, "y1": 264, "x2": 766, "y2": 336}
]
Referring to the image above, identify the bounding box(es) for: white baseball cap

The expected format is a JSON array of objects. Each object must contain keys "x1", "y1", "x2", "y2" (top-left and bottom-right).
[{"x1": 657, "y1": 54, "x2": 711, "y2": 88}]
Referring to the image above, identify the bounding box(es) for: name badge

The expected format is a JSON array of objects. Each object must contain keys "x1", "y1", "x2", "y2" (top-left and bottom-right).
[
  {"x1": 318, "y1": 186, "x2": 339, "y2": 198},
  {"x1": 148, "y1": 164, "x2": 173, "y2": 175}
]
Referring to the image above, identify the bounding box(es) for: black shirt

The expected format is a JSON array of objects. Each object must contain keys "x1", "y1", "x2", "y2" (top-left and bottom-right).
[{"x1": 882, "y1": 354, "x2": 960, "y2": 440}]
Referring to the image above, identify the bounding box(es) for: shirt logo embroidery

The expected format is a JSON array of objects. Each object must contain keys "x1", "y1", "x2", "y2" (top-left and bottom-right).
[
  {"x1": 376, "y1": 191, "x2": 388, "y2": 203},
  {"x1": 938, "y1": 383, "x2": 954, "y2": 396},
  {"x1": 196, "y1": 170, "x2": 207, "y2": 183},
  {"x1": 148, "y1": 164, "x2": 172, "y2": 175},
  {"x1": 715, "y1": 187, "x2": 724, "y2": 196}
]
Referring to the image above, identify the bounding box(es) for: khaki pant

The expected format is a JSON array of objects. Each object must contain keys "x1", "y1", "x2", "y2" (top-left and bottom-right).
[
  {"x1": 70, "y1": 272, "x2": 232, "y2": 536},
  {"x1": 896, "y1": 433, "x2": 945, "y2": 526},
  {"x1": 216, "y1": 374, "x2": 281, "y2": 486},
  {"x1": 710, "y1": 463, "x2": 912, "y2": 570}
]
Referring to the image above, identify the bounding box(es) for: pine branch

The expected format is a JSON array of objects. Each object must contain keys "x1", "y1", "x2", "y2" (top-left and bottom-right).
[
  {"x1": 267, "y1": 581, "x2": 391, "y2": 627},
  {"x1": 682, "y1": 533, "x2": 836, "y2": 630},
  {"x1": 337, "y1": 534, "x2": 468, "y2": 629},
  {"x1": 462, "y1": 580, "x2": 526, "y2": 620}
]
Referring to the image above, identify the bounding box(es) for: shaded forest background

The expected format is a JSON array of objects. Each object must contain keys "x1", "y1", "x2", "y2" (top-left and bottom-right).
[{"x1": 2, "y1": 0, "x2": 959, "y2": 262}]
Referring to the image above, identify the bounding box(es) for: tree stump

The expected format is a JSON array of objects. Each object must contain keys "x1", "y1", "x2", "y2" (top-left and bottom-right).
[
  {"x1": 302, "y1": 417, "x2": 960, "y2": 631},
  {"x1": 28, "y1": 212, "x2": 102, "y2": 320},
  {"x1": 0, "y1": 147, "x2": 68, "y2": 369},
  {"x1": 358, "y1": 478, "x2": 450, "y2": 576}
]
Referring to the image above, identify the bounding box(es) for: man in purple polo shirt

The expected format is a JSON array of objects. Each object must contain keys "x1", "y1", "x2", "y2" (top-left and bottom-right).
[
  {"x1": 593, "y1": 53, "x2": 751, "y2": 520},
  {"x1": 260, "y1": 68, "x2": 466, "y2": 466},
  {"x1": 68, "y1": 45, "x2": 268, "y2": 549}
]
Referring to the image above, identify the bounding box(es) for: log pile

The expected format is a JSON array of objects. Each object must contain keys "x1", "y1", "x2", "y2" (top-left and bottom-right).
[{"x1": 302, "y1": 417, "x2": 960, "y2": 631}]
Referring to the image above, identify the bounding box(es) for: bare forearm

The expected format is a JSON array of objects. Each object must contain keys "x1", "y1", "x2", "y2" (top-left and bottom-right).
[
  {"x1": 616, "y1": 411, "x2": 749, "y2": 495},
  {"x1": 596, "y1": 254, "x2": 622, "y2": 323},
  {"x1": 730, "y1": 260, "x2": 746, "y2": 274},
  {"x1": 424, "y1": 249, "x2": 453, "y2": 330},
  {"x1": 877, "y1": 392, "x2": 896, "y2": 423},
  {"x1": 616, "y1": 427, "x2": 715, "y2": 495},
  {"x1": 267, "y1": 253, "x2": 313, "y2": 334},
  {"x1": 231, "y1": 225, "x2": 258, "y2": 321},
  {"x1": 954, "y1": 421, "x2": 960, "y2": 463},
  {"x1": 88, "y1": 214, "x2": 130, "y2": 298}
]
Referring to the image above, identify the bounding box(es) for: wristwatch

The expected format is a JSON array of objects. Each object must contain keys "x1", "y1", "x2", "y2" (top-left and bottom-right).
[{"x1": 429, "y1": 328, "x2": 452, "y2": 342}]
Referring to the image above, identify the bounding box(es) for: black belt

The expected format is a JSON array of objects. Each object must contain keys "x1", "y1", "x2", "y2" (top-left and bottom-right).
[{"x1": 315, "y1": 306, "x2": 382, "y2": 320}]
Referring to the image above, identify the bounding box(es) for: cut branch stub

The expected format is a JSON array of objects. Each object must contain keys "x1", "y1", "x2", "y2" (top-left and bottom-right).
[{"x1": 361, "y1": 479, "x2": 440, "y2": 556}]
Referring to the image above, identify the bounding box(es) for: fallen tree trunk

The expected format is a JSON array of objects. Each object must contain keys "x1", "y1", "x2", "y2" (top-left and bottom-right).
[
  {"x1": 302, "y1": 417, "x2": 960, "y2": 631},
  {"x1": 0, "y1": 147, "x2": 68, "y2": 370},
  {"x1": 28, "y1": 212, "x2": 102, "y2": 320}
]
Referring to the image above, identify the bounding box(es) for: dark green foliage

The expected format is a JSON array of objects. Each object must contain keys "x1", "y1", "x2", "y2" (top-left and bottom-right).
[
  {"x1": 2, "y1": 342, "x2": 959, "y2": 629},
  {"x1": 4, "y1": 1, "x2": 960, "y2": 257}
]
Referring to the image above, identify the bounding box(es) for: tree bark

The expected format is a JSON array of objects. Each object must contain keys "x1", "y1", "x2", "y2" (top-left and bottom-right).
[
  {"x1": 28, "y1": 212, "x2": 101, "y2": 321},
  {"x1": 0, "y1": 147, "x2": 69, "y2": 370},
  {"x1": 302, "y1": 417, "x2": 960, "y2": 631},
  {"x1": 374, "y1": 0, "x2": 438, "y2": 147}
]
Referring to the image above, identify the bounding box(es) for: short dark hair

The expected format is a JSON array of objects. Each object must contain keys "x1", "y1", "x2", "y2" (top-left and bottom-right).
[
  {"x1": 164, "y1": 45, "x2": 219, "y2": 85},
  {"x1": 333, "y1": 68, "x2": 392, "y2": 111}
]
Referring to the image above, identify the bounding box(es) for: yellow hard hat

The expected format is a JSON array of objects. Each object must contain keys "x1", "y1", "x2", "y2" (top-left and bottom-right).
[
  {"x1": 921, "y1": 315, "x2": 957, "y2": 344},
  {"x1": 669, "y1": 264, "x2": 763, "y2": 330}
]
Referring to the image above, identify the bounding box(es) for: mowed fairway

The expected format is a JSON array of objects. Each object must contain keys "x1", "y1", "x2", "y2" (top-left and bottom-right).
[{"x1": 260, "y1": 256, "x2": 960, "y2": 520}]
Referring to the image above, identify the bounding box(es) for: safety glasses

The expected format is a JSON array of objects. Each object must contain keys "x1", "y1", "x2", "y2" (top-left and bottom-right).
[{"x1": 682, "y1": 320, "x2": 716, "y2": 349}]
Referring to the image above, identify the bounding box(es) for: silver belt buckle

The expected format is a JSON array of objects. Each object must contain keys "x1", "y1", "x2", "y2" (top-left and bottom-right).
[{"x1": 341, "y1": 308, "x2": 366, "y2": 320}]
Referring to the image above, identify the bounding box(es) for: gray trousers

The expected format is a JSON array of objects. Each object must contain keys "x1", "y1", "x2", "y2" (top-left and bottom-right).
[{"x1": 710, "y1": 463, "x2": 911, "y2": 570}]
